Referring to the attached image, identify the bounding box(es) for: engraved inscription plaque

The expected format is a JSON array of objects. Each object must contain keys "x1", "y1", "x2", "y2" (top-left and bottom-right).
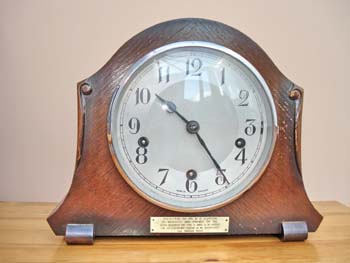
[{"x1": 150, "y1": 217, "x2": 230, "y2": 233}]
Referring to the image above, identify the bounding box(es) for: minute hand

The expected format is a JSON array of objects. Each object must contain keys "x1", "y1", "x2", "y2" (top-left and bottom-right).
[
  {"x1": 195, "y1": 133, "x2": 228, "y2": 183},
  {"x1": 195, "y1": 133, "x2": 221, "y2": 171}
]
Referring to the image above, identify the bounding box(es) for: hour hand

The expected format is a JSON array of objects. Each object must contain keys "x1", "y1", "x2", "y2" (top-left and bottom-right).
[
  {"x1": 155, "y1": 94, "x2": 189, "y2": 124},
  {"x1": 155, "y1": 94, "x2": 174, "y2": 112}
]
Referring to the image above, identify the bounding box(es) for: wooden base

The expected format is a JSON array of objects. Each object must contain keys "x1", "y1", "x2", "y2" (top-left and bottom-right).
[{"x1": 2, "y1": 202, "x2": 347, "y2": 262}]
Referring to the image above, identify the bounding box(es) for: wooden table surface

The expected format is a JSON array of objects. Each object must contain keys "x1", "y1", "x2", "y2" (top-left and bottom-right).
[{"x1": 0, "y1": 201, "x2": 349, "y2": 263}]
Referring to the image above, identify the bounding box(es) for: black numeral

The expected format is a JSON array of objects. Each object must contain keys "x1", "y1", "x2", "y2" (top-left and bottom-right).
[
  {"x1": 245, "y1": 119, "x2": 256, "y2": 136},
  {"x1": 221, "y1": 67, "x2": 225, "y2": 86},
  {"x1": 238, "y1": 90, "x2": 249, "y2": 106},
  {"x1": 235, "y1": 148, "x2": 247, "y2": 165},
  {"x1": 186, "y1": 58, "x2": 202, "y2": 76},
  {"x1": 136, "y1": 146, "x2": 148, "y2": 164},
  {"x1": 185, "y1": 179, "x2": 198, "y2": 193},
  {"x1": 158, "y1": 168, "x2": 169, "y2": 186},
  {"x1": 158, "y1": 63, "x2": 170, "y2": 83},
  {"x1": 128, "y1": 117, "x2": 140, "y2": 134},
  {"x1": 135, "y1": 88, "x2": 151, "y2": 105},
  {"x1": 215, "y1": 169, "x2": 228, "y2": 185}
]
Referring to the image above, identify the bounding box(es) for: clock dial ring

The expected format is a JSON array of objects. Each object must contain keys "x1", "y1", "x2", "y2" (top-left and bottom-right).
[{"x1": 107, "y1": 41, "x2": 278, "y2": 212}]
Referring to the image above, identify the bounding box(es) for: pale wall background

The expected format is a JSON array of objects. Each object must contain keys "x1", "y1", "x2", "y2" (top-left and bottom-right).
[{"x1": 0, "y1": 0, "x2": 349, "y2": 205}]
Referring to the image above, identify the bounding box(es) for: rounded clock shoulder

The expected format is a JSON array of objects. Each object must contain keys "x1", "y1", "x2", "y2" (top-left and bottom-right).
[{"x1": 48, "y1": 18, "x2": 322, "y2": 237}]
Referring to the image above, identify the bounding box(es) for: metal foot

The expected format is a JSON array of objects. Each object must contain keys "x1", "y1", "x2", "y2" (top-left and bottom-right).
[
  {"x1": 65, "y1": 224, "x2": 94, "y2": 245},
  {"x1": 280, "y1": 221, "x2": 308, "y2": 241}
]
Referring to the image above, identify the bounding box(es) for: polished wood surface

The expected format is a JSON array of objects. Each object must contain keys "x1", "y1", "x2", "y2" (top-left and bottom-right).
[
  {"x1": 1, "y1": 201, "x2": 349, "y2": 262},
  {"x1": 47, "y1": 18, "x2": 322, "y2": 237}
]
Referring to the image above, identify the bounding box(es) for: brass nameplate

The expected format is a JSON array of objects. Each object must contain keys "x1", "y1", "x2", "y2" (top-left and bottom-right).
[{"x1": 150, "y1": 217, "x2": 229, "y2": 233}]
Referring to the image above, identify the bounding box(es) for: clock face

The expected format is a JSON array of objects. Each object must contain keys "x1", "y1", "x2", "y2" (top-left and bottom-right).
[{"x1": 108, "y1": 41, "x2": 278, "y2": 212}]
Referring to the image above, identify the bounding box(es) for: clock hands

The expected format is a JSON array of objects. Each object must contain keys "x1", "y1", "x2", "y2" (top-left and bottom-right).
[{"x1": 155, "y1": 94, "x2": 228, "y2": 183}]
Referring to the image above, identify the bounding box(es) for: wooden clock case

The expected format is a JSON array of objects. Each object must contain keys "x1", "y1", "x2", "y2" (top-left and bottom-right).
[{"x1": 47, "y1": 18, "x2": 322, "y2": 240}]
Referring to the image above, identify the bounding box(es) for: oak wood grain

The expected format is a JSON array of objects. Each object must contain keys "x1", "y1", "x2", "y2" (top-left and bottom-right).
[
  {"x1": 1, "y1": 201, "x2": 349, "y2": 263},
  {"x1": 46, "y1": 18, "x2": 322, "y2": 236}
]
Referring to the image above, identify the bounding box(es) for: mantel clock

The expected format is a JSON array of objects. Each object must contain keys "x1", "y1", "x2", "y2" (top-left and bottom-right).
[{"x1": 47, "y1": 18, "x2": 322, "y2": 244}]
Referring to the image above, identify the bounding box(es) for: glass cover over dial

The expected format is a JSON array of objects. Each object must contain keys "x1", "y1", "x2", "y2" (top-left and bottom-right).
[{"x1": 108, "y1": 41, "x2": 278, "y2": 212}]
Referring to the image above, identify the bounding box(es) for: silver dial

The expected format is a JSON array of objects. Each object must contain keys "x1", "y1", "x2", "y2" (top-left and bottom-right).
[{"x1": 108, "y1": 41, "x2": 278, "y2": 212}]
